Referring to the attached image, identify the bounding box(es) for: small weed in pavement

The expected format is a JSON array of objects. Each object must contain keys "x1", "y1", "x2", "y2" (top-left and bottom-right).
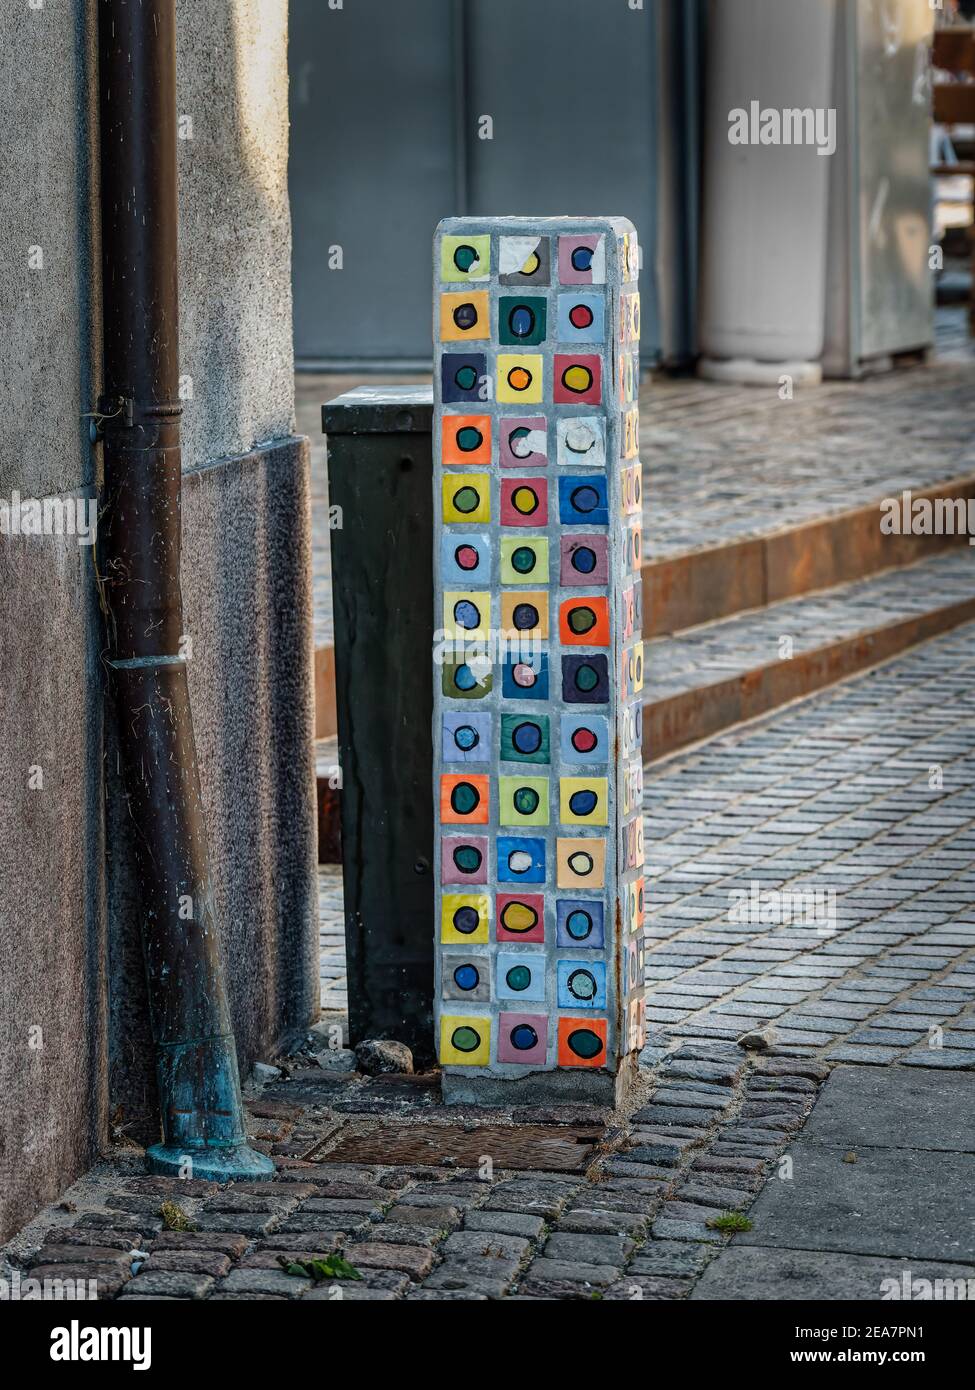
[
  {"x1": 277, "y1": 1253, "x2": 363, "y2": 1282},
  {"x1": 159, "y1": 1201, "x2": 196, "y2": 1232},
  {"x1": 707, "y1": 1212, "x2": 753, "y2": 1233}
]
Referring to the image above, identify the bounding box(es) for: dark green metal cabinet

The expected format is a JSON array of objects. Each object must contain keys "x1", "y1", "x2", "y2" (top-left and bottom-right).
[{"x1": 324, "y1": 387, "x2": 436, "y2": 1061}]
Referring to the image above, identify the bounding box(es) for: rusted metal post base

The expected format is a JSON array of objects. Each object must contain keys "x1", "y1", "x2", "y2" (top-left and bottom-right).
[{"x1": 145, "y1": 1031, "x2": 274, "y2": 1180}]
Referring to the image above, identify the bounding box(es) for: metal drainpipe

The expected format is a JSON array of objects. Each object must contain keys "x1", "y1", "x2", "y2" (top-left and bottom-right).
[{"x1": 96, "y1": 0, "x2": 273, "y2": 1180}]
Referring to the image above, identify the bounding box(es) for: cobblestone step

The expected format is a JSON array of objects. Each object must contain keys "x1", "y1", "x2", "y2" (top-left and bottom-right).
[
  {"x1": 304, "y1": 343, "x2": 975, "y2": 736},
  {"x1": 646, "y1": 549, "x2": 975, "y2": 760},
  {"x1": 644, "y1": 473, "x2": 975, "y2": 636},
  {"x1": 317, "y1": 551, "x2": 975, "y2": 861}
]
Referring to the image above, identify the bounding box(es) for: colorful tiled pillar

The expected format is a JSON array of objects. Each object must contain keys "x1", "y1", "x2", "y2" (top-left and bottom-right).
[{"x1": 433, "y1": 217, "x2": 645, "y2": 1105}]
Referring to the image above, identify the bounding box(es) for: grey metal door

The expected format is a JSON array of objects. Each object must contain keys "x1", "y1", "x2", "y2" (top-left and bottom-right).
[
  {"x1": 289, "y1": 0, "x2": 670, "y2": 367},
  {"x1": 289, "y1": 0, "x2": 458, "y2": 368}
]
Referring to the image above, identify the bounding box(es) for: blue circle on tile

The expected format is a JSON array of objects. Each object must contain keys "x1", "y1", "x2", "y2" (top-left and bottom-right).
[
  {"x1": 454, "y1": 600, "x2": 481, "y2": 630},
  {"x1": 453, "y1": 724, "x2": 480, "y2": 752},
  {"x1": 511, "y1": 1024, "x2": 539, "y2": 1051},
  {"x1": 569, "y1": 789, "x2": 598, "y2": 817},
  {"x1": 453, "y1": 963, "x2": 480, "y2": 992},
  {"x1": 512, "y1": 721, "x2": 543, "y2": 755},
  {"x1": 509, "y1": 304, "x2": 536, "y2": 338},
  {"x1": 566, "y1": 909, "x2": 593, "y2": 940}
]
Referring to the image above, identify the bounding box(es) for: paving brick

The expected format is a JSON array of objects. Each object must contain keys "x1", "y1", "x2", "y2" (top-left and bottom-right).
[
  {"x1": 32, "y1": 1244, "x2": 133, "y2": 1267},
  {"x1": 27, "y1": 1264, "x2": 130, "y2": 1299},
  {"x1": 273, "y1": 1212, "x2": 373, "y2": 1235},
  {"x1": 423, "y1": 1260, "x2": 520, "y2": 1297},
  {"x1": 602, "y1": 1276, "x2": 691, "y2": 1300},
  {"x1": 826, "y1": 1044, "x2": 903, "y2": 1064},
  {"x1": 848, "y1": 1029, "x2": 923, "y2": 1046},
  {"x1": 462, "y1": 1210, "x2": 546, "y2": 1240},
  {"x1": 121, "y1": 1270, "x2": 215, "y2": 1299},
  {"x1": 384, "y1": 1203, "x2": 461, "y2": 1229},
  {"x1": 241, "y1": 1246, "x2": 340, "y2": 1267},
  {"x1": 347, "y1": 1242, "x2": 436, "y2": 1277},
  {"x1": 371, "y1": 1222, "x2": 450, "y2": 1247},
  {"x1": 202, "y1": 1193, "x2": 300, "y2": 1217},
  {"x1": 41, "y1": 1227, "x2": 142, "y2": 1252},
  {"x1": 633, "y1": 1105, "x2": 722, "y2": 1128},
  {"x1": 303, "y1": 1270, "x2": 410, "y2": 1300},
  {"x1": 149, "y1": 1231, "x2": 250, "y2": 1257},
  {"x1": 392, "y1": 1188, "x2": 484, "y2": 1210},
  {"x1": 191, "y1": 1212, "x2": 277, "y2": 1236},
  {"x1": 218, "y1": 1268, "x2": 312, "y2": 1298},
  {"x1": 521, "y1": 1259, "x2": 621, "y2": 1288},
  {"x1": 557, "y1": 1208, "x2": 649, "y2": 1236},
  {"x1": 543, "y1": 1232, "x2": 632, "y2": 1266},
  {"x1": 482, "y1": 1187, "x2": 572, "y2": 1220},
  {"x1": 676, "y1": 1182, "x2": 755, "y2": 1211},
  {"x1": 650, "y1": 1218, "x2": 724, "y2": 1245},
  {"x1": 627, "y1": 1239, "x2": 713, "y2": 1277}
]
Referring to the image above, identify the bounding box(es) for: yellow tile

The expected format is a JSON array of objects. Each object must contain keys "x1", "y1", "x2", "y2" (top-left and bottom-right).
[
  {"x1": 440, "y1": 290, "x2": 490, "y2": 341},
  {"x1": 440, "y1": 1015, "x2": 491, "y2": 1066},
  {"x1": 560, "y1": 777, "x2": 609, "y2": 826},
  {"x1": 443, "y1": 473, "x2": 490, "y2": 525},
  {"x1": 496, "y1": 353, "x2": 543, "y2": 404},
  {"x1": 443, "y1": 591, "x2": 489, "y2": 641},
  {"x1": 441, "y1": 894, "x2": 490, "y2": 945}
]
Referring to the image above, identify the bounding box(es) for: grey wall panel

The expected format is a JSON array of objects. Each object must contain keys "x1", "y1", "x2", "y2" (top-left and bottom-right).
[
  {"x1": 107, "y1": 440, "x2": 319, "y2": 1139},
  {"x1": 855, "y1": 0, "x2": 934, "y2": 361},
  {"x1": 176, "y1": 0, "x2": 297, "y2": 463},
  {"x1": 290, "y1": 0, "x2": 458, "y2": 364},
  {"x1": 290, "y1": 0, "x2": 676, "y2": 367},
  {"x1": 656, "y1": 0, "x2": 703, "y2": 366},
  {"x1": 463, "y1": 0, "x2": 659, "y2": 358}
]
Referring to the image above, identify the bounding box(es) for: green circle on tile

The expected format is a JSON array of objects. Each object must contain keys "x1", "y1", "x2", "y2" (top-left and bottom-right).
[
  {"x1": 451, "y1": 1025, "x2": 481, "y2": 1053},
  {"x1": 575, "y1": 663, "x2": 599, "y2": 692},
  {"x1": 453, "y1": 485, "x2": 480, "y2": 514},
  {"x1": 457, "y1": 425, "x2": 483, "y2": 452},
  {"x1": 505, "y1": 965, "x2": 532, "y2": 993}
]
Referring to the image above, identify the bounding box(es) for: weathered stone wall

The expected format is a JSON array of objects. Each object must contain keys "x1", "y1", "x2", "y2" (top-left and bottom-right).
[{"x1": 0, "y1": 0, "x2": 315, "y2": 1240}]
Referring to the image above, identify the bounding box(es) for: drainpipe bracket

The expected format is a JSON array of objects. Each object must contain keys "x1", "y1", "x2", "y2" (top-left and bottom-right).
[{"x1": 89, "y1": 394, "x2": 134, "y2": 442}]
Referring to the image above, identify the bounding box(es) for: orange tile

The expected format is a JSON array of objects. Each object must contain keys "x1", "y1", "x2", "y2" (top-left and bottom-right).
[
  {"x1": 559, "y1": 595, "x2": 609, "y2": 646},
  {"x1": 557, "y1": 1016, "x2": 608, "y2": 1067},
  {"x1": 440, "y1": 773, "x2": 490, "y2": 825},
  {"x1": 442, "y1": 414, "x2": 492, "y2": 467}
]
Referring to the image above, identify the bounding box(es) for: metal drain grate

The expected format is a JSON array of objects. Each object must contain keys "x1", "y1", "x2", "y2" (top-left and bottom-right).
[{"x1": 314, "y1": 1122, "x2": 605, "y2": 1172}]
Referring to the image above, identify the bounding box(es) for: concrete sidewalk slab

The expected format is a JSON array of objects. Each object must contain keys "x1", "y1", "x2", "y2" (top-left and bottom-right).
[
  {"x1": 691, "y1": 1065, "x2": 975, "y2": 1297},
  {"x1": 691, "y1": 1246, "x2": 975, "y2": 1300},
  {"x1": 734, "y1": 1143, "x2": 975, "y2": 1262},
  {"x1": 798, "y1": 1066, "x2": 975, "y2": 1152}
]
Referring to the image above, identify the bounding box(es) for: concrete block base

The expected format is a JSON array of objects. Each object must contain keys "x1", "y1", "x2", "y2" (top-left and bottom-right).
[
  {"x1": 442, "y1": 1054, "x2": 636, "y2": 1109},
  {"x1": 698, "y1": 356, "x2": 823, "y2": 387}
]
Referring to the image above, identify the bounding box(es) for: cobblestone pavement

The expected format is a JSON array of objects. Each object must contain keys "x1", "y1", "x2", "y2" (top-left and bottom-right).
[
  {"x1": 642, "y1": 624, "x2": 975, "y2": 1069},
  {"x1": 7, "y1": 625, "x2": 974, "y2": 1301},
  {"x1": 320, "y1": 620, "x2": 975, "y2": 1020},
  {"x1": 300, "y1": 314, "x2": 975, "y2": 645}
]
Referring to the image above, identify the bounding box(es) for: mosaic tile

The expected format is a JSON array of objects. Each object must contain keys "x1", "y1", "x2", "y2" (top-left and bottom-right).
[{"x1": 434, "y1": 216, "x2": 645, "y2": 1096}]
